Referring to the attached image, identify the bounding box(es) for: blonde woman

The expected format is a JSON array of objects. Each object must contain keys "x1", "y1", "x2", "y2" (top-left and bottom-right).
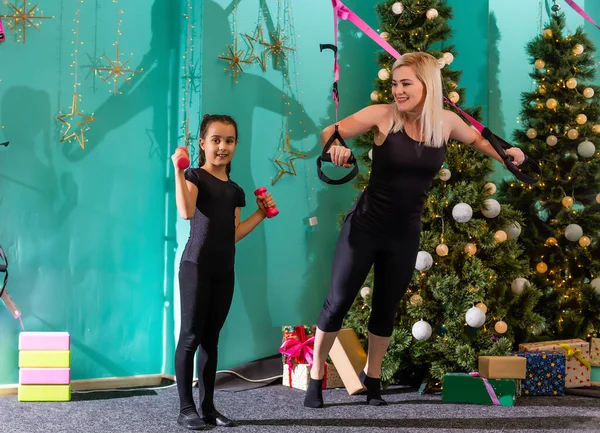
[{"x1": 305, "y1": 52, "x2": 524, "y2": 408}]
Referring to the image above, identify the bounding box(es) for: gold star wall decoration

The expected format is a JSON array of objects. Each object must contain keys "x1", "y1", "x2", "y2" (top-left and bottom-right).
[
  {"x1": 243, "y1": 24, "x2": 267, "y2": 72},
  {"x1": 0, "y1": 0, "x2": 53, "y2": 44},
  {"x1": 218, "y1": 34, "x2": 252, "y2": 84},
  {"x1": 92, "y1": 43, "x2": 143, "y2": 95},
  {"x1": 272, "y1": 131, "x2": 307, "y2": 186},
  {"x1": 56, "y1": 92, "x2": 96, "y2": 149},
  {"x1": 260, "y1": 26, "x2": 294, "y2": 70}
]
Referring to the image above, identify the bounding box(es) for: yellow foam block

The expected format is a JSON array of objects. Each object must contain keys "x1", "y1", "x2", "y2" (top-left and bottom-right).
[
  {"x1": 18, "y1": 385, "x2": 71, "y2": 402},
  {"x1": 19, "y1": 350, "x2": 71, "y2": 368}
]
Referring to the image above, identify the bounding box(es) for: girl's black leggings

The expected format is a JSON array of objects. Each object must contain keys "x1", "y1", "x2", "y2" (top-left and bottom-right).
[
  {"x1": 175, "y1": 257, "x2": 234, "y2": 414},
  {"x1": 317, "y1": 214, "x2": 420, "y2": 337}
]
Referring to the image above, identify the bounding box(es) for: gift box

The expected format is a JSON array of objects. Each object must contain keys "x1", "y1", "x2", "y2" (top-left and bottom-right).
[
  {"x1": 511, "y1": 351, "x2": 566, "y2": 396},
  {"x1": 590, "y1": 338, "x2": 600, "y2": 366},
  {"x1": 591, "y1": 365, "x2": 600, "y2": 386},
  {"x1": 519, "y1": 339, "x2": 590, "y2": 388},
  {"x1": 478, "y1": 356, "x2": 526, "y2": 379},
  {"x1": 282, "y1": 362, "x2": 344, "y2": 390},
  {"x1": 328, "y1": 328, "x2": 367, "y2": 395},
  {"x1": 442, "y1": 373, "x2": 518, "y2": 406}
]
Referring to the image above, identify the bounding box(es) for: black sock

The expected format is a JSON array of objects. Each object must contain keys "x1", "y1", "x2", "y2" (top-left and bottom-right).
[
  {"x1": 180, "y1": 406, "x2": 200, "y2": 417},
  {"x1": 360, "y1": 371, "x2": 387, "y2": 406},
  {"x1": 303, "y1": 378, "x2": 324, "y2": 408}
]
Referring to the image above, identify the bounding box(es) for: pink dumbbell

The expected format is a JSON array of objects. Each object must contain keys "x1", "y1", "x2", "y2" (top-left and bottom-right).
[
  {"x1": 176, "y1": 146, "x2": 190, "y2": 170},
  {"x1": 254, "y1": 186, "x2": 279, "y2": 218}
]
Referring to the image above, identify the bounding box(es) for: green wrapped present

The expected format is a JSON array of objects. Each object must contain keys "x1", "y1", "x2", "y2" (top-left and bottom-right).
[
  {"x1": 442, "y1": 373, "x2": 518, "y2": 406},
  {"x1": 592, "y1": 365, "x2": 600, "y2": 386}
]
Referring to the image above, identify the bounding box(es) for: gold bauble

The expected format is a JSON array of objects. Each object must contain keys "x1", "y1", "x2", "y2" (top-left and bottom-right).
[
  {"x1": 495, "y1": 321, "x2": 508, "y2": 334},
  {"x1": 592, "y1": 125, "x2": 600, "y2": 134},
  {"x1": 449, "y1": 91, "x2": 460, "y2": 103},
  {"x1": 536, "y1": 262, "x2": 548, "y2": 273},
  {"x1": 546, "y1": 135, "x2": 558, "y2": 146},
  {"x1": 562, "y1": 196, "x2": 574, "y2": 207},
  {"x1": 543, "y1": 29, "x2": 553, "y2": 38},
  {"x1": 534, "y1": 59, "x2": 546, "y2": 70},
  {"x1": 567, "y1": 129, "x2": 579, "y2": 140},
  {"x1": 584, "y1": 87, "x2": 595, "y2": 98},
  {"x1": 526, "y1": 128, "x2": 537, "y2": 139},
  {"x1": 464, "y1": 243, "x2": 477, "y2": 256},
  {"x1": 475, "y1": 302, "x2": 487, "y2": 314},
  {"x1": 546, "y1": 98, "x2": 558, "y2": 109},
  {"x1": 436, "y1": 244, "x2": 449, "y2": 257},
  {"x1": 410, "y1": 294, "x2": 423, "y2": 306},
  {"x1": 576, "y1": 114, "x2": 588, "y2": 125},
  {"x1": 494, "y1": 230, "x2": 507, "y2": 243},
  {"x1": 579, "y1": 236, "x2": 591, "y2": 247},
  {"x1": 546, "y1": 237, "x2": 558, "y2": 246}
]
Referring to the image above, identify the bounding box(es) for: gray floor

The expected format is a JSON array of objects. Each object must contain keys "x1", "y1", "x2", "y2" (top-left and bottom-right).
[{"x1": 1, "y1": 383, "x2": 600, "y2": 433}]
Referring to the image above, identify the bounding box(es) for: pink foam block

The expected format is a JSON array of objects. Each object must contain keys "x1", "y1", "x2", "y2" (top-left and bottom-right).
[
  {"x1": 19, "y1": 332, "x2": 70, "y2": 351},
  {"x1": 19, "y1": 368, "x2": 70, "y2": 385}
]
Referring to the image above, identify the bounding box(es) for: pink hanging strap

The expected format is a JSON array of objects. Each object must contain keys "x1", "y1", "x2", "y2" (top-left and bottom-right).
[{"x1": 564, "y1": 0, "x2": 600, "y2": 31}]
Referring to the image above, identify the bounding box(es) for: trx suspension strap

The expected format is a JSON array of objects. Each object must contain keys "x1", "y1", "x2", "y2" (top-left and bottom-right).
[{"x1": 319, "y1": 0, "x2": 541, "y2": 185}]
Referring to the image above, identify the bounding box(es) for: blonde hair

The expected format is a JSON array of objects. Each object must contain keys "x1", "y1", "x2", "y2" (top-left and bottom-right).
[{"x1": 390, "y1": 52, "x2": 444, "y2": 148}]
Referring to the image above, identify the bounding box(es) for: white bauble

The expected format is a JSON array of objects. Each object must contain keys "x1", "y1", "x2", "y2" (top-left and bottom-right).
[
  {"x1": 505, "y1": 222, "x2": 522, "y2": 239},
  {"x1": 452, "y1": 203, "x2": 473, "y2": 223},
  {"x1": 392, "y1": 2, "x2": 404, "y2": 14},
  {"x1": 439, "y1": 168, "x2": 451, "y2": 181},
  {"x1": 484, "y1": 182, "x2": 497, "y2": 194},
  {"x1": 412, "y1": 320, "x2": 432, "y2": 341},
  {"x1": 584, "y1": 87, "x2": 595, "y2": 98},
  {"x1": 378, "y1": 68, "x2": 390, "y2": 81},
  {"x1": 546, "y1": 135, "x2": 558, "y2": 146},
  {"x1": 511, "y1": 277, "x2": 529, "y2": 295},
  {"x1": 437, "y1": 58, "x2": 446, "y2": 69},
  {"x1": 368, "y1": 148, "x2": 373, "y2": 160},
  {"x1": 360, "y1": 286, "x2": 372, "y2": 299},
  {"x1": 426, "y1": 8, "x2": 438, "y2": 19},
  {"x1": 482, "y1": 199, "x2": 501, "y2": 218},
  {"x1": 370, "y1": 91, "x2": 379, "y2": 102},
  {"x1": 577, "y1": 140, "x2": 596, "y2": 158},
  {"x1": 591, "y1": 278, "x2": 600, "y2": 295},
  {"x1": 415, "y1": 251, "x2": 433, "y2": 271},
  {"x1": 443, "y1": 52, "x2": 454, "y2": 65},
  {"x1": 466, "y1": 306, "x2": 486, "y2": 328},
  {"x1": 564, "y1": 224, "x2": 583, "y2": 242}
]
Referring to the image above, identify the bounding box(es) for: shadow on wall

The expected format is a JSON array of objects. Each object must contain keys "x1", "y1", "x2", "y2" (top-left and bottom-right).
[
  {"x1": 301, "y1": 3, "x2": 380, "y2": 323},
  {"x1": 201, "y1": 0, "x2": 317, "y2": 349}
]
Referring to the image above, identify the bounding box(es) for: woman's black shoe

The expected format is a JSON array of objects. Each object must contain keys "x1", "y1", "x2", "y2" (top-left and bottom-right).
[
  {"x1": 202, "y1": 410, "x2": 235, "y2": 427},
  {"x1": 177, "y1": 412, "x2": 208, "y2": 430}
]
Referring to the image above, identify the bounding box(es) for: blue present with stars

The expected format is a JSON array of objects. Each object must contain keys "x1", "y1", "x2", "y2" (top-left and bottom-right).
[{"x1": 511, "y1": 351, "x2": 566, "y2": 396}]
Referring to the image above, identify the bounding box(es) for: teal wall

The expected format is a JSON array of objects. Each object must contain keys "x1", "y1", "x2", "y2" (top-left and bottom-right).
[
  {"x1": 0, "y1": 0, "x2": 181, "y2": 384},
  {"x1": 2, "y1": 0, "x2": 600, "y2": 384}
]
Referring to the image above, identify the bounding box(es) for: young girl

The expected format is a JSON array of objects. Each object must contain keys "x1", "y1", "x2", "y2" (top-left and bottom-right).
[
  {"x1": 305, "y1": 52, "x2": 525, "y2": 408},
  {"x1": 172, "y1": 114, "x2": 276, "y2": 430}
]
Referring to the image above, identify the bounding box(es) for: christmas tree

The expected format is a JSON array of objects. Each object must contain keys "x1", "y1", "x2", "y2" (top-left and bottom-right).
[
  {"x1": 497, "y1": 10, "x2": 600, "y2": 341},
  {"x1": 341, "y1": 0, "x2": 543, "y2": 384}
]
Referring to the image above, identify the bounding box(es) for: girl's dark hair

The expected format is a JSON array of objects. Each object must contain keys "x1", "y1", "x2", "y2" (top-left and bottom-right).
[{"x1": 199, "y1": 114, "x2": 238, "y2": 175}]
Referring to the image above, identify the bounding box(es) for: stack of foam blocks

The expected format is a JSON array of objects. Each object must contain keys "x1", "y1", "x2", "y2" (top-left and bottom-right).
[{"x1": 18, "y1": 332, "x2": 71, "y2": 402}]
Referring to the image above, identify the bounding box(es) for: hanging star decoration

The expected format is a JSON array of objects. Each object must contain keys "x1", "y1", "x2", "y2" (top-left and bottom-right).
[
  {"x1": 260, "y1": 26, "x2": 294, "y2": 70},
  {"x1": 92, "y1": 43, "x2": 143, "y2": 95},
  {"x1": 218, "y1": 34, "x2": 252, "y2": 84},
  {"x1": 81, "y1": 50, "x2": 106, "y2": 92},
  {"x1": 243, "y1": 24, "x2": 267, "y2": 72},
  {"x1": 56, "y1": 92, "x2": 96, "y2": 149},
  {"x1": 0, "y1": 0, "x2": 53, "y2": 44},
  {"x1": 182, "y1": 59, "x2": 201, "y2": 96},
  {"x1": 272, "y1": 130, "x2": 307, "y2": 185}
]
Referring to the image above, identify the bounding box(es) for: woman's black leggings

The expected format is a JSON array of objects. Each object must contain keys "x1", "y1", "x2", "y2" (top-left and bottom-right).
[
  {"x1": 317, "y1": 215, "x2": 420, "y2": 337},
  {"x1": 175, "y1": 258, "x2": 234, "y2": 414}
]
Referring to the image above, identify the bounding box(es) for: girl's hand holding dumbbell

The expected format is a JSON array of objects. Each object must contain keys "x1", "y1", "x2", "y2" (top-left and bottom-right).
[
  {"x1": 257, "y1": 193, "x2": 276, "y2": 217},
  {"x1": 171, "y1": 147, "x2": 190, "y2": 171}
]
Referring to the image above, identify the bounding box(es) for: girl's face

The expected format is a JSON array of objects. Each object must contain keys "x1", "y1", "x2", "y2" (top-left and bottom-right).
[
  {"x1": 200, "y1": 121, "x2": 237, "y2": 169},
  {"x1": 391, "y1": 66, "x2": 426, "y2": 113}
]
